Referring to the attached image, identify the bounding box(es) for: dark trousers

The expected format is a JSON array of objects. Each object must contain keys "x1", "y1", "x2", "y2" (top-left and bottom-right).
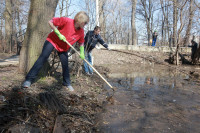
[
  {"x1": 152, "y1": 38, "x2": 157, "y2": 46},
  {"x1": 25, "y1": 40, "x2": 70, "y2": 86}
]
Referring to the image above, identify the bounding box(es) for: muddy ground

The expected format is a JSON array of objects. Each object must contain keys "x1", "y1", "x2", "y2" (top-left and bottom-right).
[
  {"x1": 0, "y1": 49, "x2": 200, "y2": 133},
  {"x1": 93, "y1": 49, "x2": 200, "y2": 133}
]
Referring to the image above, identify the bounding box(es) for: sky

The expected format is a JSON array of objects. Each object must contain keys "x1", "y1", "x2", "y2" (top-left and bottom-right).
[
  {"x1": 20, "y1": 0, "x2": 200, "y2": 45},
  {"x1": 55, "y1": 0, "x2": 83, "y2": 18}
]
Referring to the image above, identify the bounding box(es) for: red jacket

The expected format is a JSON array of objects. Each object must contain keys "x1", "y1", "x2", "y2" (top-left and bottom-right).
[{"x1": 46, "y1": 17, "x2": 84, "y2": 52}]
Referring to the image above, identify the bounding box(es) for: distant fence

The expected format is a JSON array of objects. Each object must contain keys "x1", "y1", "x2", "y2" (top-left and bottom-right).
[{"x1": 99, "y1": 44, "x2": 191, "y2": 53}]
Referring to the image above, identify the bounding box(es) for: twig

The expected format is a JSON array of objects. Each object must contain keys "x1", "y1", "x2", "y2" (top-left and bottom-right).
[{"x1": 8, "y1": 116, "x2": 39, "y2": 127}]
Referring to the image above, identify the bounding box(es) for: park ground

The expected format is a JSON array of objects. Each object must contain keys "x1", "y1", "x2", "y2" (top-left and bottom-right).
[{"x1": 0, "y1": 49, "x2": 200, "y2": 132}]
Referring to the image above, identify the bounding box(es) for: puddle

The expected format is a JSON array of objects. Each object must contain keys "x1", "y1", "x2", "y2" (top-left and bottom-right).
[{"x1": 98, "y1": 64, "x2": 200, "y2": 133}]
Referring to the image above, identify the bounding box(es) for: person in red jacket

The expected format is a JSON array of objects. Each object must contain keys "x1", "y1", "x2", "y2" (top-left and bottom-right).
[{"x1": 22, "y1": 11, "x2": 89, "y2": 92}]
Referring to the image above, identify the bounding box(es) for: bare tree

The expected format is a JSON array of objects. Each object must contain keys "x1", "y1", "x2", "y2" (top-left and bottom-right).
[
  {"x1": 4, "y1": 0, "x2": 13, "y2": 53},
  {"x1": 65, "y1": 0, "x2": 71, "y2": 17},
  {"x1": 160, "y1": 0, "x2": 172, "y2": 46},
  {"x1": 58, "y1": 0, "x2": 64, "y2": 17},
  {"x1": 137, "y1": 0, "x2": 154, "y2": 46},
  {"x1": 131, "y1": 0, "x2": 137, "y2": 45},
  {"x1": 83, "y1": 0, "x2": 96, "y2": 31},
  {"x1": 193, "y1": 0, "x2": 200, "y2": 40},
  {"x1": 1, "y1": 0, "x2": 29, "y2": 53},
  {"x1": 177, "y1": 0, "x2": 187, "y2": 44},
  {"x1": 194, "y1": 0, "x2": 200, "y2": 9},
  {"x1": 0, "y1": 1, "x2": 5, "y2": 52},
  {"x1": 104, "y1": 0, "x2": 131, "y2": 45},
  {"x1": 77, "y1": 0, "x2": 96, "y2": 31},
  {"x1": 54, "y1": 0, "x2": 199, "y2": 49},
  {"x1": 173, "y1": 0, "x2": 187, "y2": 65},
  {"x1": 99, "y1": 0, "x2": 106, "y2": 40},
  {"x1": 15, "y1": 0, "x2": 26, "y2": 43},
  {"x1": 58, "y1": 0, "x2": 73, "y2": 17},
  {"x1": 172, "y1": 0, "x2": 178, "y2": 47},
  {"x1": 183, "y1": 0, "x2": 196, "y2": 46}
]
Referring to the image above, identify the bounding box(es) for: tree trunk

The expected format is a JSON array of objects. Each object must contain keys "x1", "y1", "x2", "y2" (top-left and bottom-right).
[
  {"x1": 131, "y1": 0, "x2": 137, "y2": 45},
  {"x1": 4, "y1": 0, "x2": 12, "y2": 53},
  {"x1": 166, "y1": 0, "x2": 170, "y2": 47},
  {"x1": 177, "y1": 0, "x2": 187, "y2": 45},
  {"x1": 65, "y1": 0, "x2": 69, "y2": 17},
  {"x1": 59, "y1": 0, "x2": 70, "y2": 17},
  {"x1": 173, "y1": 0, "x2": 178, "y2": 47},
  {"x1": 149, "y1": 0, "x2": 152, "y2": 46},
  {"x1": 161, "y1": 15, "x2": 164, "y2": 45},
  {"x1": 16, "y1": 6, "x2": 22, "y2": 42},
  {"x1": 172, "y1": 0, "x2": 187, "y2": 65},
  {"x1": 0, "y1": 14, "x2": 4, "y2": 52},
  {"x1": 0, "y1": 17, "x2": 5, "y2": 52},
  {"x1": 140, "y1": 0, "x2": 152, "y2": 46},
  {"x1": 58, "y1": 0, "x2": 64, "y2": 16},
  {"x1": 99, "y1": 0, "x2": 106, "y2": 41},
  {"x1": 12, "y1": 6, "x2": 17, "y2": 53},
  {"x1": 172, "y1": 0, "x2": 178, "y2": 65},
  {"x1": 19, "y1": 0, "x2": 58, "y2": 74},
  {"x1": 160, "y1": 0, "x2": 167, "y2": 46},
  {"x1": 183, "y1": 0, "x2": 195, "y2": 46},
  {"x1": 85, "y1": 0, "x2": 91, "y2": 31}
]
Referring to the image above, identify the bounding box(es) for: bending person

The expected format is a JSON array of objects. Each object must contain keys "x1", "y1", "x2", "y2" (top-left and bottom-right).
[{"x1": 22, "y1": 11, "x2": 89, "y2": 92}]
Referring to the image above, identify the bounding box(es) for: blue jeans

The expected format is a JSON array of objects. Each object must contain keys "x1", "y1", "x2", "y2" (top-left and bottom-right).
[
  {"x1": 25, "y1": 40, "x2": 71, "y2": 86},
  {"x1": 83, "y1": 52, "x2": 93, "y2": 74},
  {"x1": 152, "y1": 38, "x2": 157, "y2": 46}
]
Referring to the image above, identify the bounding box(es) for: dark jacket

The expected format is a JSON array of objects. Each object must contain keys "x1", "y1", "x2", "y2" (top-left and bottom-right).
[
  {"x1": 152, "y1": 32, "x2": 158, "y2": 39},
  {"x1": 189, "y1": 41, "x2": 198, "y2": 56},
  {"x1": 84, "y1": 31, "x2": 108, "y2": 53}
]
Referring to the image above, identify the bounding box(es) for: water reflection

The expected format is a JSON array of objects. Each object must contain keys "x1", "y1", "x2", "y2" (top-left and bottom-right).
[
  {"x1": 107, "y1": 70, "x2": 188, "y2": 91},
  {"x1": 100, "y1": 65, "x2": 200, "y2": 133}
]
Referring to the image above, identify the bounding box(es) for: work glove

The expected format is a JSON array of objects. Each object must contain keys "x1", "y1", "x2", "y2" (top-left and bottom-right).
[
  {"x1": 79, "y1": 46, "x2": 85, "y2": 59},
  {"x1": 54, "y1": 29, "x2": 66, "y2": 42}
]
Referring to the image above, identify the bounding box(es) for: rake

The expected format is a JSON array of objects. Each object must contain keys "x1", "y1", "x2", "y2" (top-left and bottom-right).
[{"x1": 63, "y1": 40, "x2": 116, "y2": 102}]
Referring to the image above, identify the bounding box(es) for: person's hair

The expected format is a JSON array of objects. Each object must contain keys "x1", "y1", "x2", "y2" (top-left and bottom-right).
[
  {"x1": 94, "y1": 26, "x2": 101, "y2": 31},
  {"x1": 74, "y1": 11, "x2": 89, "y2": 24}
]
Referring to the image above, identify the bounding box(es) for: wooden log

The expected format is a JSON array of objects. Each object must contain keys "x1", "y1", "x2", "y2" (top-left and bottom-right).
[{"x1": 53, "y1": 115, "x2": 65, "y2": 133}]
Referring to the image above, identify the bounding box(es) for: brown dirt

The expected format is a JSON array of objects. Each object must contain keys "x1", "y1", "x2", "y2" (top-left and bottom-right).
[
  {"x1": 0, "y1": 49, "x2": 199, "y2": 132},
  {"x1": 0, "y1": 54, "x2": 110, "y2": 132},
  {"x1": 0, "y1": 53, "x2": 14, "y2": 60},
  {"x1": 93, "y1": 48, "x2": 200, "y2": 76}
]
